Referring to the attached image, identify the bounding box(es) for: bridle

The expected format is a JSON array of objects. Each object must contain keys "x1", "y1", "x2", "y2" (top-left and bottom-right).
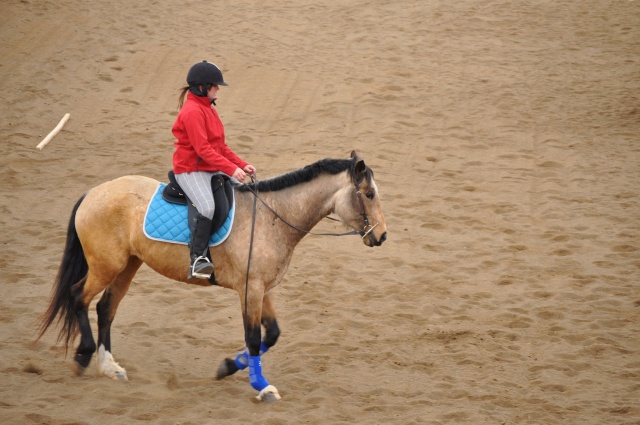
[{"x1": 353, "y1": 187, "x2": 379, "y2": 244}]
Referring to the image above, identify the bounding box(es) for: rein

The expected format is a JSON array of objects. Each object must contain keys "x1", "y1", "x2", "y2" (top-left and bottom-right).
[{"x1": 244, "y1": 172, "x2": 259, "y2": 321}]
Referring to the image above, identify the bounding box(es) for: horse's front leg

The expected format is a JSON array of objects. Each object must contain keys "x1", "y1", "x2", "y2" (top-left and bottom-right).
[
  {"x1": 216, "y1": 291, "x2": 280, "y2": 378},
  {"x1": 217, "y1": 288, "x2": 281, "y2": 402},
  {"x1": 246, "y1": 290, "x2": 281, "y2": 402},
  {"x1": 260, "y1": 291, "x2": 281, "y2": 351}
]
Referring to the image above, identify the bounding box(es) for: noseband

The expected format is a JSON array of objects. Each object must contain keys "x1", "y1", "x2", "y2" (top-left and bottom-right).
[{"x1": 354, "y1": 187, "x2": 379, "y2": 243}]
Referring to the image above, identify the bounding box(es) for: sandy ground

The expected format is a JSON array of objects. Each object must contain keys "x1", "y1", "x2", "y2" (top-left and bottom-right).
[{"x1": 1, "y1": 0, "x2": 639, "y2": 424}]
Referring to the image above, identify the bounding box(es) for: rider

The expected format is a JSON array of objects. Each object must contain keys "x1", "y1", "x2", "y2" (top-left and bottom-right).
[{"x1": 172, "y1": 60, "x2": 256, "y2": 279}]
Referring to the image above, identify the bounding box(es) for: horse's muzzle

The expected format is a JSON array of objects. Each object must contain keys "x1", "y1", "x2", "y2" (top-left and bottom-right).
[{"x1": 365, "y1": 231, "x2": 387, "y2": 247}]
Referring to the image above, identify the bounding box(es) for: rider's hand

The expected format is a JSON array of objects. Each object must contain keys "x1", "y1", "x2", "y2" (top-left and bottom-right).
[
  {"x1": 243, "y1": 164, "x2": 256, "y2": 178},
  {"x1": 232, "y1": 167, "x2": 247, "y2": 182}
]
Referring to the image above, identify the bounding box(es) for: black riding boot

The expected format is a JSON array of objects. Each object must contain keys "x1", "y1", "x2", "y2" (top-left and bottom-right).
[{"x1": 188, "y1": 212, "x2": 214, "y2": 279}]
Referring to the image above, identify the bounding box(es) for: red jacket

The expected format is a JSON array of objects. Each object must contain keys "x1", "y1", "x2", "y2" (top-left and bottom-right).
[{"x1": 172, "y1": 92, "x2": 247, "y2": 175}]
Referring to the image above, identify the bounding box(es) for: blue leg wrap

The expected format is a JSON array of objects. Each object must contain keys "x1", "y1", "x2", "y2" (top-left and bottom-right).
[
  {"x1": 234, "y1": 351, "x2": 248, "y2": 370},
  {"x1": 248, "y1": 355, "x2": 270, "y2": 391},
  {"x1": 234, "y1": 342, "x2": 270, "y2": 371}
]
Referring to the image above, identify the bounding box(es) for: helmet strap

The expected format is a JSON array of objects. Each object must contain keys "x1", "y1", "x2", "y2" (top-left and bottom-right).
[{"x1": 189, "y1": 85, "x2": 207, "y2": 97}]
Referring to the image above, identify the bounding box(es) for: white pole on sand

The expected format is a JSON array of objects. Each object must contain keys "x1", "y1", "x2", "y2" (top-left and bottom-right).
[{"x1": 36, "y1": 113, "x2": 71, "y2": 150}]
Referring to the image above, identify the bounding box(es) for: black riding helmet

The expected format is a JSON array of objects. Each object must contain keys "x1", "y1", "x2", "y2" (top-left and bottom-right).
[{"x1": 186, "y1": 60, "x2": 228, "y2": 97}]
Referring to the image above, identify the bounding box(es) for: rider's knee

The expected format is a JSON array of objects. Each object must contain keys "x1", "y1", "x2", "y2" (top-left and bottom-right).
[{"x1": 200, "y1": 206, "x2": 215, "y2": 219}]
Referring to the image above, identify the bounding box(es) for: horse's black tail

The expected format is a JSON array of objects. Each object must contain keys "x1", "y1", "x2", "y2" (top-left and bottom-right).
[{"x1": 36, "y1": 194, "x2": 88, "y2": 351}]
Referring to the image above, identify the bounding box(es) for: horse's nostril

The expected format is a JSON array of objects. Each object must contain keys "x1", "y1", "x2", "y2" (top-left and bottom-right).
[{"x1": 379, "y1": 232, "x2": 387, "y2": 245}]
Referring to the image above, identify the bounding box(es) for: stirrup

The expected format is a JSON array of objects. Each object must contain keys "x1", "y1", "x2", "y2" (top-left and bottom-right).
[{"x1": 189, "y1": 256, "x2": 214, "y2": 279}]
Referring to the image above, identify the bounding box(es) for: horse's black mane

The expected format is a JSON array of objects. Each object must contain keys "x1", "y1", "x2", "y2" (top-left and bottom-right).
[{"x1": 237, "y1": 158, "x2": 355, "y2": 193}]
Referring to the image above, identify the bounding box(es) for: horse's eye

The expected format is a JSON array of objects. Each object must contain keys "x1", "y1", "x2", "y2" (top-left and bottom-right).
[{"x1": 366, "y1": 192, "x2": 375, "y2": 200}]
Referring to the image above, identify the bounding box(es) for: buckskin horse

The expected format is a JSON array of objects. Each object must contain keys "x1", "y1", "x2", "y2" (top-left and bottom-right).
[{"x1": 37, "y1": 151, "x2": 387, "y2": 402}]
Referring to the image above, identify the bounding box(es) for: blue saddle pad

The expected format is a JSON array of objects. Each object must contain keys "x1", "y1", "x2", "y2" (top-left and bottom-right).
[{"x1": 143, "y1": 183, "x2": 234, "y2": 246}]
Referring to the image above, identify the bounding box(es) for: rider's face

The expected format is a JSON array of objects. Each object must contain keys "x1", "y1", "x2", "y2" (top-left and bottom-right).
[{"x1": 208, "y1": 84, "x2": 220, "y2": 102}]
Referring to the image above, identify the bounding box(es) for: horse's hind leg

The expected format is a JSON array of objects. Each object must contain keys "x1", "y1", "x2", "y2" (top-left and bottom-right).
[
  {"x1": 96, "y1": 257, "x2": 142, "y2": 381},
  {"x1": 71, "y1": 271, "x2": 113, "y2": 376},
  {"x1": 70, "y1": 276, "x2": 95, "y2": 374}
]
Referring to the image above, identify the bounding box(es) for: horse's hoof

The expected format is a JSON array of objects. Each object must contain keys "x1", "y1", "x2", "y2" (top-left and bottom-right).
[
  {"x1": 256, "y1": 385, "x2": 281, "y2": 403},
  {"x1": 216, "y1": 358, "x2": 239, "y2": 380},
  {"x1": 71, "y1": 361, "x2": 86, "y2": 376},
  {"x1": 74, "y1": 351, "x2": 93, "y2": 371},
  {"x1": 112, "y1": 370, "x2": 129, "y2": 382},
  {"x1": 97, "y1": 345, "x2": 128, "y2": 382}
]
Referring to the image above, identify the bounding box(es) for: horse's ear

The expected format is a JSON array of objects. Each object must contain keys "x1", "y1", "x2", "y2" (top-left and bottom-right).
[
  {"x1": 354, "y1": 159, "x2": 366, "y2": 184},
  {"x1": 350, "y1": 151, "x2": 366, "y2": 184}
]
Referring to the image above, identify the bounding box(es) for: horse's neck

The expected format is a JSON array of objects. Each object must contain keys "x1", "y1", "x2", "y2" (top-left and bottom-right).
[{"x1": 263, "y1": 172, "x2": 348, "y2": 240}]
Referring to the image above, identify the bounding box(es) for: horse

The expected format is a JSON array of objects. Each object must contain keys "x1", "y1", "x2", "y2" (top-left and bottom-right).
[{"x1": 37, "y1": 151, "x2": 387, "y2": 402}]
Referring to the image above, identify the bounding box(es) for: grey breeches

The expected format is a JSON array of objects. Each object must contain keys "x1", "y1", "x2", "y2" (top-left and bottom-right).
[{"x1": 175, "y1": 171, "x2": 216, "y2": 219}]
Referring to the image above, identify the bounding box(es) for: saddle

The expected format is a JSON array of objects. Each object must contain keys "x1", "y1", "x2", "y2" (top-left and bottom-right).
[{"x1": 162, "y1": 171, "x2": 234, "y2": 238}]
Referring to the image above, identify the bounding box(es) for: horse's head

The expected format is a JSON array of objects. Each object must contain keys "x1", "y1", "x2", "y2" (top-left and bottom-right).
[{"x1": 335, "y1": 151, "x2": 388, "y2": 247}]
